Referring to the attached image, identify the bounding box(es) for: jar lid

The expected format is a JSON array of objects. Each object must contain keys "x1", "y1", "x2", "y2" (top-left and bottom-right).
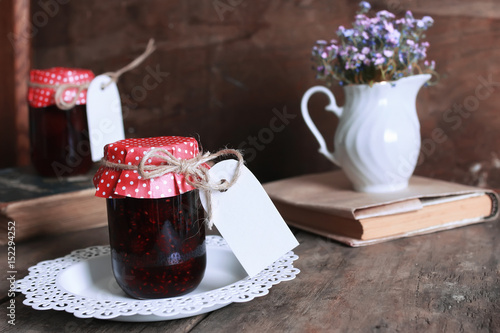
[
  {"x1": 28, "y1": 67, "x2": 95, "y2": 108},
  {"x1": 93, "y1": 136, "x2": 201, "y2": 199}
]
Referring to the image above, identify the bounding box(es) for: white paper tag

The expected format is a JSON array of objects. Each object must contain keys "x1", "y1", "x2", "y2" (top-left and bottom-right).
[
  {"x1": 200, "y1": 160, "x2": 299, "y2": 277},
  {"x1": 86, "y1": 75, "x2": 126, "y2": 161}
]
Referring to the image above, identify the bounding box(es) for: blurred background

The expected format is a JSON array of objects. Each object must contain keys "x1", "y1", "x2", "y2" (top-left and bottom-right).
[{"x1": 2, "y1": 0, "x2": 500, "y2": 186}]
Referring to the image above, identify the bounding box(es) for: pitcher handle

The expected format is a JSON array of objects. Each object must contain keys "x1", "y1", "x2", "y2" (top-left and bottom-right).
[{"x1": 300, "y1": 86, "x2": 343, "y2": 166}]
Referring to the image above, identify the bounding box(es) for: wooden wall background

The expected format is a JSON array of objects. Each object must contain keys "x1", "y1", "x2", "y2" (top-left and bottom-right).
[{"x1": 1, "y1": 0, "x2": 499, "y2": 186}]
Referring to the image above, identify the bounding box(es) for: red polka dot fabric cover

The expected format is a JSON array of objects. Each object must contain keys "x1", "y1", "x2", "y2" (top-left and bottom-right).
[
  {"x1": 93, "y1": 136, "x2": 201, "y2": 199},
  {"x1": 28, "y1": 67, "x2": 95, "y2": 108}
]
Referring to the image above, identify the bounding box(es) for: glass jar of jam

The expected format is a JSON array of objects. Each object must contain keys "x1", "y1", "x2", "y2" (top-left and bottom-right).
[
  {"x1": 28, "y1": 68, "x2": 94, "y2": 178},
  {"x1": 93, "y1": 136, "x2": 207, "y2": 299}
]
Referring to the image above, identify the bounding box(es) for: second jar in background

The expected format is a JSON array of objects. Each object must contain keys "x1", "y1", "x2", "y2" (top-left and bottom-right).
[{"x1": 28, "y1": 68, "x2": 94, "y2": 178}]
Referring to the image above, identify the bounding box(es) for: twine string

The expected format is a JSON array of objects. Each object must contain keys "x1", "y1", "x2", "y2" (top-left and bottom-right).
[
  {"x1": 101, "y1": 38, "x2": 156, "y2": 89},
  {"x1": 101, "y1": 148, "x2": 244, "y2": 229}
]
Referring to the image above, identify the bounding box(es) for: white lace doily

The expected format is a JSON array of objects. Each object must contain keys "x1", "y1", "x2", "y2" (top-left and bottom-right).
[{"x1": 15, "y1": 236, "x2": 300, "y2": 322}]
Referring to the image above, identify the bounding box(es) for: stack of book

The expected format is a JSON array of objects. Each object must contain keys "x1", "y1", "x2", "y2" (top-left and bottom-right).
[{"x1": 264, "y1": 171, "x2": 499, "y2": 247}]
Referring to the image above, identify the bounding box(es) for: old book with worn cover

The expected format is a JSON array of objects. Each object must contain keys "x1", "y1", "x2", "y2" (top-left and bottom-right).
[
  {"x1": 264, "y1": 171, "x2": 499, "y2": 247},
  {"x1": 0, "y1": 167, "x2": 106, "y2": 244}
]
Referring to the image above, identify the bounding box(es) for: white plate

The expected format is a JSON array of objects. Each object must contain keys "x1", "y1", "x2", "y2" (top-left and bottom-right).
[{"x1": 16, "y1": 236, "x2": 299, "y2": 322}]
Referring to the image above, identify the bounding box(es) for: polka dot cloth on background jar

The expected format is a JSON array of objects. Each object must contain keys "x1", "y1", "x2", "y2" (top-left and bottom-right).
[
  {"x1": 93, "y1": 136, "x2": 207, "y2": 299},
  {"x1": 28, "y1": 67, "x2": 95, "y2": 178}
]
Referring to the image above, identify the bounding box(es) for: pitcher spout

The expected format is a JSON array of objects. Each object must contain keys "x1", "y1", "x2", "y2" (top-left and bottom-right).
[{"x1": 400, "y1": 73, "x2": 432, "y2": 90}]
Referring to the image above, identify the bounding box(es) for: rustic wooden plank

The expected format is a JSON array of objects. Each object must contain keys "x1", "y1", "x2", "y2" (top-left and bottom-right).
[
  {"x1": 370, "y1": 0, "x2": 500, "y2": 18},
  {"x1": 12, "y1": 0, "x2": 31, "y2": 167},
  {"x1": 29, "y1": 0, "x2": 500, "y2": 188},
  {"x1": 2, "y1": 219, "x2": 499, "y2": 331},
  {"x1": 0, "y1": 300, "x2": 209, "y2": 333},
  {"x1": 1, "y1": 297, "x2": 210, "y2": 333},
  {"x1": 0, "y1": 0, "x2": 31, "y2": 168},
  {"x1": 414, "y1": 12, "x2": 500, "y2": 186},
  {"x1": 191, "y1": 224, "x2": 500, "y2": 332},
  {"x1": 0, "y1": 0, "x2": 18, "y2": 168}
]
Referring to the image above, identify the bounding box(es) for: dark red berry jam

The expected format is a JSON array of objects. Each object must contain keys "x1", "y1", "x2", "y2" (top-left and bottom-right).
[
  {"x1": 29, "y1": 104, "x2": 92, "y2": 177},
  {"x1": 106, "y1": 190, "x2": 206, "y2": 299}
]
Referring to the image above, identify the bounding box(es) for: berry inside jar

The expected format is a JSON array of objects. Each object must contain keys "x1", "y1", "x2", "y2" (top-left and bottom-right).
[{"x1": 107, "y1": 191, "x2": 206, "y2": 299}]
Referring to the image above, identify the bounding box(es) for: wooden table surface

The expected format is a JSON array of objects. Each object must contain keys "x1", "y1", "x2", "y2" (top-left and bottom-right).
[{"x1": 2, "y1": 221, "x2": 499, "y2": 332}]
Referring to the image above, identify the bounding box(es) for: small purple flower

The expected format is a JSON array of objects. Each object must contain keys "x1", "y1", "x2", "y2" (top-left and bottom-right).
[
  {"x1": 359, "y1": 1, "x2": 371, "y2": 10},
  {"x1": 418, "y1": 48, "x2": 427, "y2": 58},
  {"x1": 329, "y1": 44, "x2": 338, "y2": 54},
  {"x1": 383, "y1": 49, "x2": 394, "y2": 57},
  {"x1": 377, "y1": 10, "x2": 395, "y2": 20},
  {"x1": 385, "y1": 30, "x2": 401, "y2": 45},
  {"x1": 422, "y1": 16, "x2": 434, "y2": 27},
  {"x1": 374, "y1": 57, "x2": 385, "y2": 66},
  {"x1": 355, "y1": 53, "x2": 366, "y2": 61},
  {"x1": 405, "y1": 11, "x2": 415, "y2": 27},
  {"x1": 355, "y1": 14, "x2": 368, "y2": 22},
  {"x1": 347, "y1": 45, "x2": 358, "y2": 53},
  {"x1": 370, "y1": 17, "x2": 381, "y2": 25},
  {"x1": 343, "y1": 29, "x2": 355, "y2": 38},
  {"x1": 384, "y1": 21, "x2": 395, "y2": 33}
]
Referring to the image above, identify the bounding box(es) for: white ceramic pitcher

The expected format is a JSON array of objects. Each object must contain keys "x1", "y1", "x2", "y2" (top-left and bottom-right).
[{"x1": 301, "y1": 74, "x2": 430, "y2": 193}]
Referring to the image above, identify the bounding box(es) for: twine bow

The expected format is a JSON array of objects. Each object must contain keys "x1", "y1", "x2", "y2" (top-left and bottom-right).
[
  {"x1": 101, "y1": 148, "x2": 244, "y2": 229},
  {"x1": 28, "y1": 81, "x2": 91, "y2": 110}
]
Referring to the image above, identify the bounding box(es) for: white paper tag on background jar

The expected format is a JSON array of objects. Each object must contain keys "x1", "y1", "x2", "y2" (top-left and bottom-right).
[
  {"x1": 200, "y1": 159, "x2": 299, "y2": 277},
  {"x1": 86, "y1": 74, "x2": 126, "y2": 161}
]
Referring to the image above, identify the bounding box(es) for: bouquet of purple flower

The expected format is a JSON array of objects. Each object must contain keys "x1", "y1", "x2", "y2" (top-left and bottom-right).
[{"x1": 312, "y1": 1, "x2": 436, "y2": 86}]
